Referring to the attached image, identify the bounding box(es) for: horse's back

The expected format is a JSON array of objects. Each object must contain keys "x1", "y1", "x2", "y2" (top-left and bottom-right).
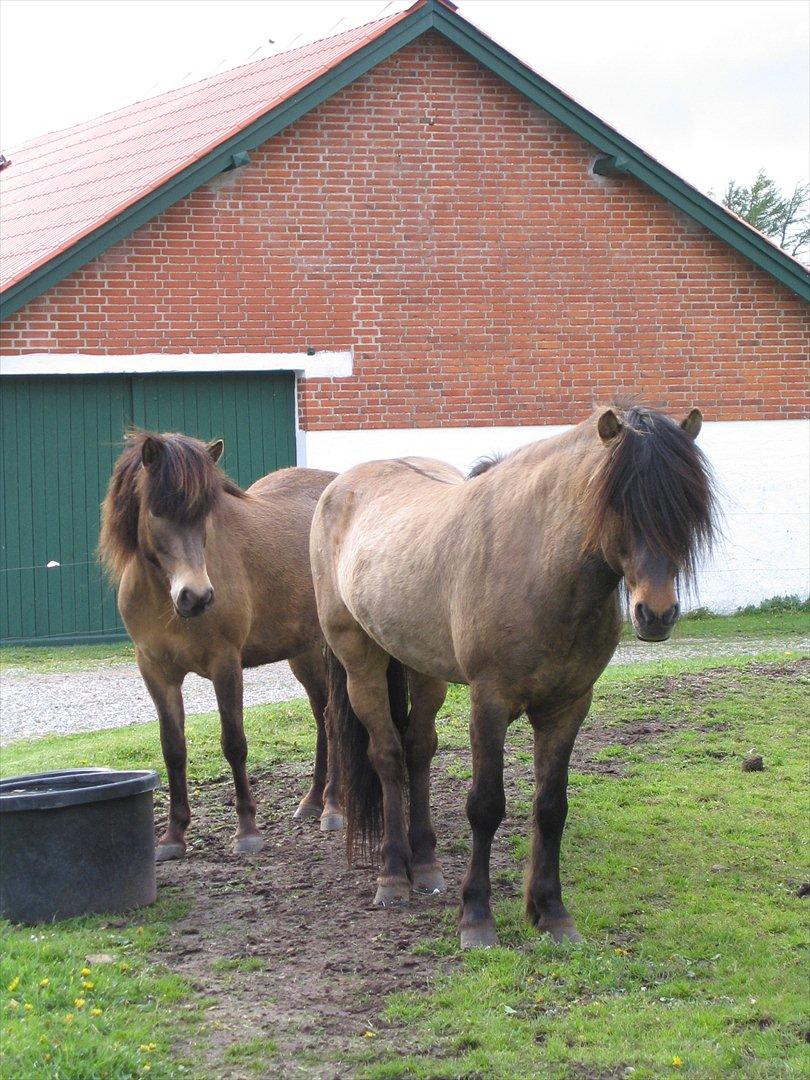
[{"x1": 247, "y1": 466, "x2": 336, "y2": 505}]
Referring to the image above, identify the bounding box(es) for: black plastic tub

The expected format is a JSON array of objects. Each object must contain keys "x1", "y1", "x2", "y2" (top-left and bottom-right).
[{"x1": 0, "y1": 768, "x2": 160, "y2": 924}]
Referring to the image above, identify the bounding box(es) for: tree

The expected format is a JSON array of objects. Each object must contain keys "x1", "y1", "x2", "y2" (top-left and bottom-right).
[{"x1": 720, "y1": 170, "x2": 809, "y2": 262}]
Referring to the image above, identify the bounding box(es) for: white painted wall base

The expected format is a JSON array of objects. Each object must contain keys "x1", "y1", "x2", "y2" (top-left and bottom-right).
[{"x1": 302, "y1": 420, "x2": 810, "y2": 613}]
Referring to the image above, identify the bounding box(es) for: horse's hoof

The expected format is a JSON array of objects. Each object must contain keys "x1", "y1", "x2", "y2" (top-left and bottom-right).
[
  {"x1": 155, "y1": 841, "x2": 186, "y2": 863},
  {"x1": 412, "y1": 865, "x2": 446, "y2": 895},
  {"x1": 460, "y1": 923, "x2": 498, "y2": 949},
  {"x1": 373, "y1": 880, "x2": 410, "y2": 907},
  {"x1": 319, "y1": 812, "x2": 344, "y2": 832},
  {"x1": 538, "y1": 918, "x2": 582, "y2": 944},
  {"x1": 293, "y1": 801, "x2": 322, "y2": 821},
  {"x1": 233, "y1": 834, "x2": 264, "y2": 855}
]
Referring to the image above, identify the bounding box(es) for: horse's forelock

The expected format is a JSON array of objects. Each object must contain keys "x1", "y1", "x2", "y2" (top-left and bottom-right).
[
  {"x1": 98, "y1": 431, "x2": 243, "y2": 581},
  {"x1": 584, "y1": 406, "x2": 717, "y2": 576},
  {"x1": 142, "y1": 433, "x2": 222, "y2": 525}
]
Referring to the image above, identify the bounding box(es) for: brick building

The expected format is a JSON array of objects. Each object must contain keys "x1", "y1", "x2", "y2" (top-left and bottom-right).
[{"x1": 1, "y1": 0, "x2": 808, "y2": 642}]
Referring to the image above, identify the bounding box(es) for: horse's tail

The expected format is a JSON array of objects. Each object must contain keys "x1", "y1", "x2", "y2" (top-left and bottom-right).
[{"x1": 325, "y1": 646, "x2": 409, "y2": 866}]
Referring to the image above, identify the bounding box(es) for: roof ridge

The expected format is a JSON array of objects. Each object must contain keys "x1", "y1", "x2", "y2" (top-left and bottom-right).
[{"x1": 5, "y1": 3, "x2": 417, "y2": 156}]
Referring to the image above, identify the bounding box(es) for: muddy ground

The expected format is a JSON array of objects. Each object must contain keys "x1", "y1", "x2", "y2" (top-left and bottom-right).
[{"x1": 152, "y1": 661, "x2": 808, "y2": 1078}]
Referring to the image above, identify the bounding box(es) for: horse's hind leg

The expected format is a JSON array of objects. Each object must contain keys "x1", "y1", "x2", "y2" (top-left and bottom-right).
[
  {"x1": 136, "y1": 651, "x2": 190, "y2": 862},
  {"x1": 524, "y1": 693, "x2": 592, "y2": 943},
  {"x1": 406, "y1": 671, "x2": 448, "y2": 895},
  {"x1": 212, "y1": 654, "x2": 263, "y2": 855},
  {"x1": 333, "y1": 625, "x2": 412, "y2": 906},
  {"x1": 289, "y1": 646, "x2": 343, "y2": 832}
]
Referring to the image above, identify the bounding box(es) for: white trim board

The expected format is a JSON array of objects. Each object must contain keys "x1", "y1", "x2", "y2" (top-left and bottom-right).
[{"x1": 0, "y1": 351, "x2": 353, "y2": 378}]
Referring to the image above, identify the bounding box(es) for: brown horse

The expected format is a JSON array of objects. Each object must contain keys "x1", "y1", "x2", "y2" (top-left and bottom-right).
[
  {"x1": 310, "y1": 404, "x2": 716, "y2": 947},
  {"x1": 99, "y1": 431, "x2": 340, "y2": 861}
]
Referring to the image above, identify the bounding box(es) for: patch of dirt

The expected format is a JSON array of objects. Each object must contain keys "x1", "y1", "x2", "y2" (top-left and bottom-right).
[
  {"x1": 157, "y1": 759, "x2": 487, "y2": 1078},
  {"x1": 652, "y1": 657, "x2": 810, "y2": 700},
  {"x1": 152, "y1": 659, "x2": 808, "y2": 1077}
]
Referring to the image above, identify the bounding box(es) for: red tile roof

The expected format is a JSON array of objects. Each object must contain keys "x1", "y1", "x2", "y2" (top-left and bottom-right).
[{"x1": 0, "y1": 2, "x2": 422, "y2": 293}]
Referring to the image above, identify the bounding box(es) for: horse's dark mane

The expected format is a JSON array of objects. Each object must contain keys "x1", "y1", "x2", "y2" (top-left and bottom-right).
[
  {"x1": 467, "y1": 451, "x2": 508, "y2": 478},
  {"x1": 99, "y1": 430, "x2": 245, "y2": 581},
  {"x1": 583, "y1": 405, "x2": 717, "y2": 577}
]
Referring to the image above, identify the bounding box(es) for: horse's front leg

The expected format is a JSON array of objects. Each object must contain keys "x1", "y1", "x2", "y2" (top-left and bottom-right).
[
  {"x1": 459, "y1": 685, "x2": 511, "y2": 948},
  {"x1": 212, "y1": 656, "x2": 263, "y2": 854},
  {"x1": 405, "y1": 671, "x2": 448, "y2": 895},
  {"x1": 136, "y1": 651, "x2": 190, "y2": 862},
  {"x1": 525, "y1": 692, "x2": 592, "y2": 942}
]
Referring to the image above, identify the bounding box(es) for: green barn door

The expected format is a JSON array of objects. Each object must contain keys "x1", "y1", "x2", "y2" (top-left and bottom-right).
[
  {"x1": 0, "y1": 371, "x2": 296, "y2": 644},
  {"x1": 0, "y1": 376, "x2": 130, "y2": 643},
  {"x1": 130, "y1": 373, "x2": 297, "y2": 489}
]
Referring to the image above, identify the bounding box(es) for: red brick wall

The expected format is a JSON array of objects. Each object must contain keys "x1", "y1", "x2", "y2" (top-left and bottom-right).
[{"x1": 3, "y1": 32, "x2": 809, "y2": 426}]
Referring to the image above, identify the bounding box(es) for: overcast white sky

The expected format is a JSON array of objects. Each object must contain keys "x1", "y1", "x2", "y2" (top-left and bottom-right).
[{"x1": 1, "y1": 0, "x2": 807, "y2": 198}]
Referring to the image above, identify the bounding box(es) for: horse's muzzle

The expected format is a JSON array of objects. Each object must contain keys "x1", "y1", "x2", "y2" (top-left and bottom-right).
[
  {"x1": 175, "y1": 586, "x2": 215, "y2": 618},
  {"x1": 632, "y1": 601, "x2": 678, "y2": 642}
]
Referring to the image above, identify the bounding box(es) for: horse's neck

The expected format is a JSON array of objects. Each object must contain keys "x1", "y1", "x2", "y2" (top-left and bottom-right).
[{"x1": 483, "y1": 431, "x2": 619, "y2": 606}]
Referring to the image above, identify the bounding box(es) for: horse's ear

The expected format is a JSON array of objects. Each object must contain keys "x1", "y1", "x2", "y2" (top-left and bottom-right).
[
  {"x1": 206, "y1": 439, "x2": 224, "y2": 463},
  {"x1": 680, "y1": 408, "x2": 703, "y2": 440},
  {"x1": 597, "y1": 409, "x2": 623, "y2": 444},
  {"x1": 141, "y1": 437, "x2": 163, "y2": 468}
]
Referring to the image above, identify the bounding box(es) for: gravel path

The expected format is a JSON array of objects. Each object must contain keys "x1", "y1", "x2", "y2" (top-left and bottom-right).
[{"x1": 1, "y1": 635, "x2": 806, "y2": 746}]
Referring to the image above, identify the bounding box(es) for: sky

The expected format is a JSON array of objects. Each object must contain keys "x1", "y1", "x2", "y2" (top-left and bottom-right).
[{"x1": 0, "y1": 0, "x2": 807, "y2": 199}]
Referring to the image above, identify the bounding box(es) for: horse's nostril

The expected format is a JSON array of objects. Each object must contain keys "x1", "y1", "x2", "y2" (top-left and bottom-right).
[
  {"x1": 662, "y1": 603, "x2": 680, "y2": 627},
  {"x1": 634, "y1": 602, "x2": 652, "y2": 626},
  {"x1": 202, "y1": 588, "x2": 214, "y2": 609},
  {"x1": 177, "y1": 587, "x2": 192, "y2": 612}
]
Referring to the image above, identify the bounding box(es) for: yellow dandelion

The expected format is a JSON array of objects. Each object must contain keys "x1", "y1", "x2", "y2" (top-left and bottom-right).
[
  {"x1": 24, "y1": 1003, "x2": 33, "y2": 1012},
  {"x1": 64, "y1": 1013, "x2": 74, "y2": 1023},
  {"x1": 7, "y1": 976, "x2": 20, "y2": 992},
  {"x1": 363, "y1": 1030, "x2": 376, "y2": 1039},
  {"x1": 7, "y1": 999, "x2": 19, "y2": 1011},
  {"x1": 119, "y1": 963, "x2": 131, "y2": 973},
  {"x1": 80, "y1": 967, "x2": 92, "y2": 977},
  {"x1": 43, "y1": 1054, "x2": 52, "y2": 1063},
  {"x1": 90, "y1": 1007, "x2": 103, "y2": 1017},
  {"x1": 136, "y1": 927, "x2": 144, "y2": 935},
  {"x1": 39, "y1": 978, "x2": 50, "y2": 989},
  {"x1": 82, "y1": 980, "x2": 95, "y2": 990},
  {"x1": 74, "y1": 998, "x2": 86, "y2": 1009},
  {"x1": 614, "y1": 947, "x2": 629, "y2": 956},
  {"x1": 672, "y1": 1057, "x2": 683, "y2": 1068},
  {"x1": 142, "y1": 1066, "x2": 151, "y2": 1074},
  {"x1": 148, "y1": 1044, "x2": 157, "y2": 1052}
]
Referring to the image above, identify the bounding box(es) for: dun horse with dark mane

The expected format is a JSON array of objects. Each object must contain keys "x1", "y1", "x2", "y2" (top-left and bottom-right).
[
  {"x1": 99, "y1": 432, "x2": 340, "y2": 861},
  {"x1": 310, "y1": 404, "x2": 716, "y2": 947}
]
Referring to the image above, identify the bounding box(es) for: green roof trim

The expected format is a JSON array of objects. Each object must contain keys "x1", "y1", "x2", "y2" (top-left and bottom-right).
[{"x1": 2, "y1": 0, "x2": 807, "y2": 319}]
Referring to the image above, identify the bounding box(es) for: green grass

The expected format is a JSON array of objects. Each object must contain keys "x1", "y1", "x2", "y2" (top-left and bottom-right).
[
  {"x1": 1, "y1": 634, "x2": 807, "y2": 1078},
  {"x1": 0, "y1": 642, "x2": 134, "y2": 673},
  {"x1": 0, "y1": 895, "x2": 205, "y2": 1080},
  {"x1": 223, "y1": 1036, "x2": 278, "y2": 1070},
  {"x1": 362, "y1": 665, "x2": 810, "y2": 1080}
]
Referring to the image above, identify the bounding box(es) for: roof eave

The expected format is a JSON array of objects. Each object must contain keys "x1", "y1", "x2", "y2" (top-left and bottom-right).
[{"x1": 2, "y1": 0, "x2": 807, "y2": 320}]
